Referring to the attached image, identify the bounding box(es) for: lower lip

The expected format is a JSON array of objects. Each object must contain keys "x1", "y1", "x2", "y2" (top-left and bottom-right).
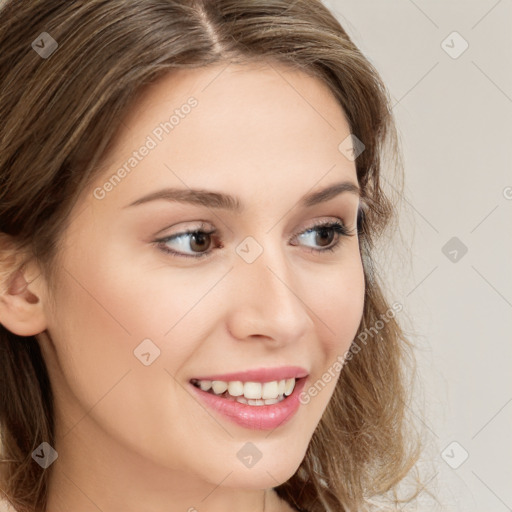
[{"x1": 189, "y1": 378, "x2": 307, "y2": 430}]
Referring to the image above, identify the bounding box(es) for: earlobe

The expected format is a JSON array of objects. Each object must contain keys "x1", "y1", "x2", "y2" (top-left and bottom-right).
[{"x1": 0, "y1": 266, "x2": 47, "y2": 336}]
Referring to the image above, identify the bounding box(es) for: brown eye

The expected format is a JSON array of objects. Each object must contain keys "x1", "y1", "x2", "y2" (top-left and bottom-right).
[
  {"x1": 189, "y1": 232, "x2": 212, "y2": 253},
  {"x1": 157, "y1": 229, "x2": 217, "y2": 259},
  {"x1": 313, "y1": 226, "x2": 336, "y2": 247},
  {"x1": 294, "y1": 221, "x2": 351, "y2": 253}
]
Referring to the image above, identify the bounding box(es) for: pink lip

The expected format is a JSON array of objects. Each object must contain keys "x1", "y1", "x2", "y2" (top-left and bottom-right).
[
  {"x1": 189, "y1": 376, "x2": 308, "y2": 430},
  {"x1": 190, "y1": 365, "x2": 309, "y2": 383}
]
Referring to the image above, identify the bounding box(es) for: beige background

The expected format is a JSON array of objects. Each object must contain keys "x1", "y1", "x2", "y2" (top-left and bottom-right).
[
  {"x1": 0, "y1": 0, "x2": 510, "y2": 511},
  {"x1": 323, "y1": 0, "x2": 512, "y2": 510}
]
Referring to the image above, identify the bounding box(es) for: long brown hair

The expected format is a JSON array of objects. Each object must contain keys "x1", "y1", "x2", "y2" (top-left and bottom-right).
[{"x1": 0, "y1": 1, "x2": 422, "y2": 510}]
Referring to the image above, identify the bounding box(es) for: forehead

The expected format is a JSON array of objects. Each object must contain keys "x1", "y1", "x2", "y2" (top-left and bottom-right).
[{"x1": 86, "y1": 61, "x2": 357, "y2": 213}]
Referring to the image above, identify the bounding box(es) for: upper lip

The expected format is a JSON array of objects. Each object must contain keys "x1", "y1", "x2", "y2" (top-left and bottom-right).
[{"x1": 190, "y1": 365, "x2": 309, "y2": 383}]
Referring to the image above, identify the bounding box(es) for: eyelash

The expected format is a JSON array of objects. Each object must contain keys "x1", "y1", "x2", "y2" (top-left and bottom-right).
[{"x1": 154, "y1": 220, "x2": 354, "y2": 260}]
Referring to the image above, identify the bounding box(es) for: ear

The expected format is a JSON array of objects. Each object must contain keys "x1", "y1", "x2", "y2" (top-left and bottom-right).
[{"x1": 0, "y1": 260, "x2": 47, "y2": 337}]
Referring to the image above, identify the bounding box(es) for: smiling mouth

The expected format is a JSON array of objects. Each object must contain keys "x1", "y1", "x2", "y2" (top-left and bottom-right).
[{"x1": 190, "y1": 377, "x2": 300, "y2": 406}]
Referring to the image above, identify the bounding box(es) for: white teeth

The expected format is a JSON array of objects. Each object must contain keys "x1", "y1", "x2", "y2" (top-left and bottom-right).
[
  {"x1": 193, "y1": 377, "x2": 298, "y2": 402},
  {"x1": 262, "y1": 381, "x2": 279, "y2": 399},
  {"x1": 238, "y1": 396, "x2": 282, "y2": 406},
  {"x1": 199, "y1": 380, "x2": 212, "y2": 391},
  {"x1": 228, "y1": 381, "x2": 244, "y2": 397},
  {"x1": 284, "y1": 378, "x2": 295, "y2": 396},
  {"x1": 243, "y1": 382, "x2": 262, "y2": 399},
  {"x1": 211, "y1": 381, "x2": 228, "y2": 395},
  {"x1": 247, "y1": 399, "x2": 266, "y2": 406}
]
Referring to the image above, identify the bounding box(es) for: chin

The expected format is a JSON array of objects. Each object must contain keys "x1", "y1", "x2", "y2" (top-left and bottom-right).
[
  {"x1": 225, "y1": 449, "x2": 306, "y2": 490},
  {"x1": 220, "y1": 466, "x2": 295, "y2": 490}
]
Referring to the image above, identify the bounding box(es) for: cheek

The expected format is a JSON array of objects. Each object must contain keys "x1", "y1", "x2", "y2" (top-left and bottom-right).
[
  {"x1": 291, "y1": 258, "x2": 364, "y2": 438},
  {"x1": 46, "y1": 242, "x2": 222, "y2": 412},
  {"x1": 44, "y1": 251, "x2": 210, "y2": 470},
  {"x1": 45, "y1": 264, "x2": 140, "y2": 412},
  {"x1": 312, "y1": 254, "x2": 365, "y2": 357}
]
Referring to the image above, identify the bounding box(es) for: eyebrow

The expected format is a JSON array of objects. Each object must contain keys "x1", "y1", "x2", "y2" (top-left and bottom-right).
[{"x1": 124, "y1": 180, "x2": 360, "y2": 212}]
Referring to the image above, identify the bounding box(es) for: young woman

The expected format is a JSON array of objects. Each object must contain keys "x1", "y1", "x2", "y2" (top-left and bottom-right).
[{"x1": 0, "y1": 1, "x2": 421, "y2": 511}]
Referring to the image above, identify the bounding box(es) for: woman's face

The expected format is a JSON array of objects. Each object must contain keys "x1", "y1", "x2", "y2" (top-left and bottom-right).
[{"x1": 37, "y1": 61, "x2": 365, "y2": 496}]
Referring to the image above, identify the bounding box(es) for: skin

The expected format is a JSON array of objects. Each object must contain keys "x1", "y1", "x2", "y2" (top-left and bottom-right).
[{"x1": 1, "y1": 61, "x2": 365, "y2": 512}]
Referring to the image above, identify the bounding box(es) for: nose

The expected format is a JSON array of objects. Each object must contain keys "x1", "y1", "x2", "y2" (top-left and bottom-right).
[{"x1": 224, "y1": 241, "x2": 312, "y2": 346}]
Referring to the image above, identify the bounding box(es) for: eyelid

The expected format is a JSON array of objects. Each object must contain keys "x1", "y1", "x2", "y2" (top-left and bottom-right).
[
  {"x1": 295, "y1": 217, "x2": 356, "y2": 236},
  {"x1": 154, "y1": 216, "x2": 352, "y2": 242},
  {"x1": 153, "y1": 216, "x2": 355, "y2": 260},
  {"x1": 153, "y1": 220, "x2": 214, "y2": 238}
]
